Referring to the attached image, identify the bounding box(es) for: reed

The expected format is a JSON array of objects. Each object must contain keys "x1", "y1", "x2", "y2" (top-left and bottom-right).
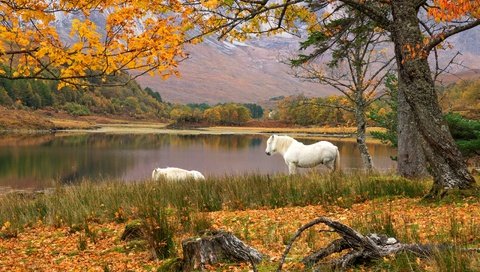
[{"x1": 0, "y1": 172, "x2": 428, "y2": 229}]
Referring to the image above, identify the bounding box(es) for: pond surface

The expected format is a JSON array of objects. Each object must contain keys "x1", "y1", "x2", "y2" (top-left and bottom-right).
[{"x1": 0, "y1": 133, "x2": 396, "y2": 191}]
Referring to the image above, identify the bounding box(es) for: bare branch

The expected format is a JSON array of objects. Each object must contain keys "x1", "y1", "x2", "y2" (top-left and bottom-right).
[{"x1": 425, "y1": 19, "x2": 480, "y2": 52}]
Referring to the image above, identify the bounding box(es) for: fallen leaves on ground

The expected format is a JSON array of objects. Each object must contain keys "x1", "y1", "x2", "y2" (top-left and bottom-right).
[{"x1": 1, "y1": 198, "x2": 479, "y2": 271}]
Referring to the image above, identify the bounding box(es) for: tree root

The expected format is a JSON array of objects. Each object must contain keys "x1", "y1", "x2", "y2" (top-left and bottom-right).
[{"x1": 277, "y1": 217, "x2": 450, "y2": 271}]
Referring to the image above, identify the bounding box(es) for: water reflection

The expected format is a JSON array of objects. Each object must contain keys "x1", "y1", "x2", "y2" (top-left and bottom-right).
[{"x1": 0, "y1": 133, "x2": 396, "y2": 190}]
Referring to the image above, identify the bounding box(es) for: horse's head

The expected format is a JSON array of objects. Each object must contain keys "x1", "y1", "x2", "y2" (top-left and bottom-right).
[
  {"x1": 265, "y1": 134, "x2": 277, "y2": 155},
  {"x1": 152, "y1": 168, "x2": 160, "y2": 180}
]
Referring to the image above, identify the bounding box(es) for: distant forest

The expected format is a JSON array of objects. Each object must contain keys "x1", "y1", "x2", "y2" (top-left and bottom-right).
[
  {"x1": 0, "y1": 73, "x2": 264, "y2": 125},
  {"x1": 0, "y1": 73, "x2": 478, "y2": 128},
  {"x1": 0, "y1": 73, "x2": 168, "y2": 119}
]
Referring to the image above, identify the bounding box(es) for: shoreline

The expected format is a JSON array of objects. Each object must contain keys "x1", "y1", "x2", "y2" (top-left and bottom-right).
[
  {"x1": 0, "y1": 107, "x2": 385, "y2": 139},
  {"x1": 2, "y1": 122, "x2": 388, "y2": 144}
]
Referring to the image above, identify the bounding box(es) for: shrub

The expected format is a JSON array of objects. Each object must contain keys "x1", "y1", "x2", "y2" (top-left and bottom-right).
[
  {"x1": 64, "y1": 102, "x2": 90, "y2": 116},
  {"x1": 444, "y1": 112, "x2": 480, "y2": 156}
]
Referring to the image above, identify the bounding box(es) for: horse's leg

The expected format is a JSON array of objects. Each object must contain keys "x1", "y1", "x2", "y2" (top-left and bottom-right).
[
  {"x1": 287, "y1": 162, "x2": 298, "y2": 175},
  {"x1": 325, "y1": 160, "x2": 335, "y2": 173}
]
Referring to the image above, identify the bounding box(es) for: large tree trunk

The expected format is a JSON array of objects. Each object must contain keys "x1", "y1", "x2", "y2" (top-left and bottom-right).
[
  {"x1": 390, "y1": 0, "x2": 476, "y2": 198},
  {"x1": 397, "y1": 80, "x2": 429, "y2": 178}
]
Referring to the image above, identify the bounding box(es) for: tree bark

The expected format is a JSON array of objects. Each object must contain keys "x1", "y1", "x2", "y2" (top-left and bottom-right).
[
  {"x1": 390, "y1": 0, "x2": 476, "y2": 198},
  {"x1": 397, "y1": 79, "x2": 429, "y2": 178},
  {"x1": 354, "y1": 101, "x2": 374, "y2": 171},
  {"x1": 181, "y1": 230, "x2": 262, "y2": 271}
]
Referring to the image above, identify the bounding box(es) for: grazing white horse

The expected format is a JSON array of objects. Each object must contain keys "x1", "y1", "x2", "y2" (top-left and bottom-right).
[
  {"x1": 265, "y1": 134, "x2": 340, "y2": 175},
  {"x1": 152, "y1": 167, "x2": 205, "y2": 181}
]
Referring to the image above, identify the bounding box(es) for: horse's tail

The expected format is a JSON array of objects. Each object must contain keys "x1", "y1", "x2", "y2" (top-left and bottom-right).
[{"x1": 334, "y1": 147, "x2": 340, "y2": 171}]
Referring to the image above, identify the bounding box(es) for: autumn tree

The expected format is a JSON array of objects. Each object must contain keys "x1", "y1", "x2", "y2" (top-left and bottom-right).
[
  {"x1": 203, "y1": 107, "x2": 222, "y2": 123},
  {"x1": 170, "y1": 105, "x2": 203, "y2": 123},
  {"x1": 276, "y1": 95, "x2": 353, "y2": 126},
  {"x1": 0, "y1": 0, "x2": 193, "y2": 87},
  {"x1": 192, "y1": 0, "x2": 478, "y2": 197},
  {"x1": 203, "y1": 103, "x2": 251, "y2": 125},
  {"x1": 291, "y1": 10, "x2": 394, "y2": 170},
  {"x1": 439, "y1": 79, "x2": 480, "y2": 119},
  {"x1": 243, "y1": 103, "x2": 264, "y2": 119}
]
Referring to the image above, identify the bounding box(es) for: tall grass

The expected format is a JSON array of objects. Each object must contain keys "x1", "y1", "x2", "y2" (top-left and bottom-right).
[
  {"x1": 350, "y1": 208, "x2": 480, "y2": 272},
  {"x1": 1, "y1": 173, "x2": 478, "y2": 270},
  {"x1": 0, "y1": 172, "x2": 427, "y2": 229}
]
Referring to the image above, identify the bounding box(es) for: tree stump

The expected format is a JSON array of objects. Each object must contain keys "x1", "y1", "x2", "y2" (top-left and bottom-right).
[
  {"x1": 120, "y1": 220, "x2": 144, "y2": 241},
  {"x1": 181, "y1": 230, "x2": 262, "y2": 271}
]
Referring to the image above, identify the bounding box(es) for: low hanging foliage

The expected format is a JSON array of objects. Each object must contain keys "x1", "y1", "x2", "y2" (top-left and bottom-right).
[{"x1": 0, "y1": 0, "x2": 195, "y2": 87}]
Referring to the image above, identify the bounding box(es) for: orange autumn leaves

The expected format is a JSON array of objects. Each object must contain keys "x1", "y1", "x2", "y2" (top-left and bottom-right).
[
  {"x1": 1, "y1": 198, "x2": 479, "y2": 271},
  {"x1": 0, "y1": 0, "x2": 194, "y2": 87},
  {"x1": 429, "y1": 0, "x2": 480, "y2": 21},
  {"x1": 0, "y1": 0, "x2": 318, "y2": 86},
  {"x1": 1, "y1": 0, "x2": 480, "y2": 88}
]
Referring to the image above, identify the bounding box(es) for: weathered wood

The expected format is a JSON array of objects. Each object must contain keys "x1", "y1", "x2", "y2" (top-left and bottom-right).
[
  {"x1": 390, "y1": 0, "x2": 475, "y2": 197},
  {"x1": 279, "y1": 217, "x2": 452, "y2": 271},
  {"x1": 181, "y1": 230, "x2": 262, "y2": 271},
  {"x1": 302, "y1": 238, "x2": 349, "y2": 266}
]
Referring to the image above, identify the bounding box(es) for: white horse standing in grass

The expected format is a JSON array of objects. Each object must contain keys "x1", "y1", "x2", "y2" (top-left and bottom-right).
[
  {"x1": 152, "y1": 167, "x2": 205, "y2": 181},
  {"x1": 265, "y1": 134, "x2": 340, "y2": 175}
]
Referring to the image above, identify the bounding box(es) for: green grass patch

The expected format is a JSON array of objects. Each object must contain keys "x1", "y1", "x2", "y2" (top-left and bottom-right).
[{"x1": 0, "y1": 172, "x2": 428, "y2": 229}]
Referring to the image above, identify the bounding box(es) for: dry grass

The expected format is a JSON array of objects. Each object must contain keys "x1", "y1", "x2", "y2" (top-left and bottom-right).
[
  {"x1": 0, "y1": 107, "x2": 386, "y2": 142},
  {"x1": 49, "y1": 118, "x2": 96, "y2": 130},
  {"x1": 0, "y1": 173, "x2": 478, "y2": 271},
  {"x1": 0, "y1": 108, "x2": 169, "y2": 131},
  {"x1": 0, "y1": 107, "x2": 54, "y2": 130},
  {"x1": 211, "y1": 125, "x2": 385, "y2": 134}
]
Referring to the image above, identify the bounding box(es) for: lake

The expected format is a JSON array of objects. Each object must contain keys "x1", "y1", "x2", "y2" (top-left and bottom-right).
[{"x1": 0, "y1": 132, "x2": 396, "y2": 191}]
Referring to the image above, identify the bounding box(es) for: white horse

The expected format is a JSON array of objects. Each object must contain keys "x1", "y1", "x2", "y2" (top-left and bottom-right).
[
  {"x1": 152, "y1": 167, "x2": 205, "y2": 181},
  {"x1": 265, "y1": 134, "x2": 340, "y2": 175}
]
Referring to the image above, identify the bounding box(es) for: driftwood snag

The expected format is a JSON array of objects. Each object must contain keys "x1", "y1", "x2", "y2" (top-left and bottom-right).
[
  {"x1": 278, "y1": 217, "x2": 447, "y2": 271},
  {"x1": 182, "y1": 230, "x2": 262, "y2": 271}
]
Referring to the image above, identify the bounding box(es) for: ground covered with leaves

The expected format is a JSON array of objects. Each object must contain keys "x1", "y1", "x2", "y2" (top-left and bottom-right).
[{"x1": 1, "y1": 197, "x2": 479, "y2": 271}]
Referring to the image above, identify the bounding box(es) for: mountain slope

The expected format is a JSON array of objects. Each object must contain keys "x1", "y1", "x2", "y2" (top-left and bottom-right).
[
  {"x1": 136, "y1": 38, "x2": 337, "y2": 104},
  {"x1": 51, "y1": 11, "x2": 480, "y2": 105},
  {"x1": 137, "y1": 27, "x2": 480, "y2": 104}
]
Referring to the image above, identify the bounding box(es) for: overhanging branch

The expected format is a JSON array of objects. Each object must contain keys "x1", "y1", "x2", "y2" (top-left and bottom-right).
[{"x1": 425, "y1": 19, "x2": 480, "y2": 52}]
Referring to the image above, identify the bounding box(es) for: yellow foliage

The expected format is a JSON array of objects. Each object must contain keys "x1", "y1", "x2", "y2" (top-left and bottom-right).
[{"x1": 0, "y1": 0, "x2": 193, "y2": 88}]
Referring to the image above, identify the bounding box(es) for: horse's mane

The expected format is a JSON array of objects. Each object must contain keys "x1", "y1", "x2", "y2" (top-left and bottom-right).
[{"x1": 275, "y1": 135, "x2": 295, "y2": 154}]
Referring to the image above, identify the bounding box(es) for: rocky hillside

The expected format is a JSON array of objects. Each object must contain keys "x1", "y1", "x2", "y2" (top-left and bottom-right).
[
  {"x1": 136, "y1": 37, "x2": 337, "y2": 104},
  {"x1": 137, "y1": 27, "x2": 480, "y2": 104}
]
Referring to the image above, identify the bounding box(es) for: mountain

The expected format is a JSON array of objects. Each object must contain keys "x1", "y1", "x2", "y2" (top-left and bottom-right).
[
  {"x1": 136, "y1": 36, "x2": 337, "y2": 104},
  {"x1": 53, "y1": 12, "x2": 480, "y2": 105},
  {"x1": 136, "y1": 28, "x2": 480, "y2": 104},
  {"x1": 53, "y1": 11, "x2": 333, "y2": 105}
]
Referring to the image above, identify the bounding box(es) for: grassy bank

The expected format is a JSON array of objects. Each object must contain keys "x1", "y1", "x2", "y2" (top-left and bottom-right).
[
  {"x1": 1, "y1": 173, "x2": 479, "y2": 271},
  {"x1": 0, "y1": 172, "x2": 427, "y2": 228},
  {"x1": 0, "y1": 107, "x2": 386, "y2": 138}
]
